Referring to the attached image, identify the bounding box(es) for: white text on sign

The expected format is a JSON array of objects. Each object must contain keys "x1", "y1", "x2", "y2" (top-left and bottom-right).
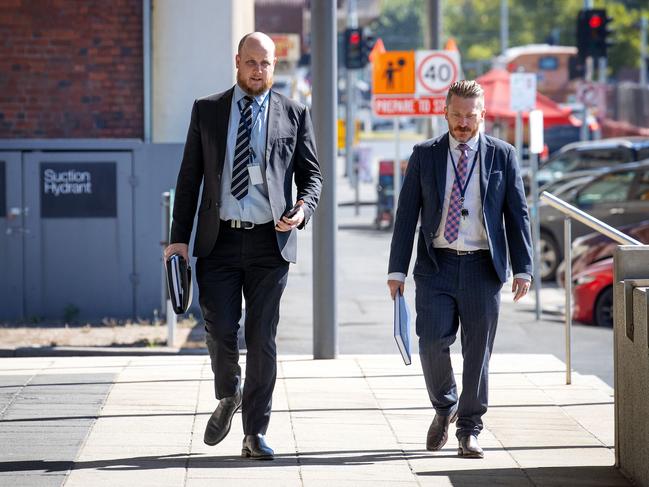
[{"x1": 372, "y1": 96, "x2": 447, "y2": 116}]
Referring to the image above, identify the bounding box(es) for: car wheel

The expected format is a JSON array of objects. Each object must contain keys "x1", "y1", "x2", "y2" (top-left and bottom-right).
[
  {"x1": 594, "y1": 286, "x2": 614, "y2": 327},
  {"x1": 539, "y1": 230, "x2": 561, "y2": 281}
]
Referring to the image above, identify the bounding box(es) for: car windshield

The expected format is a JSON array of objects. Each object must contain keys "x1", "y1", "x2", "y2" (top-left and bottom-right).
[
  {"x1": 543, "y1": 152, "x2": 581, "y2": 173},
  {"x1": 543, "y1": 147, "x2": 632, "y2": 173},
  {"x1": 576, "y1": 171, "x2": 635, "y2": 205}
]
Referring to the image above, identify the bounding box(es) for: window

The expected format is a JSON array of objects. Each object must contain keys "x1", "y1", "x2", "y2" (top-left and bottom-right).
[
  {"x1": 544, "y1": 150, "x2": 582, "y2": 173},
  {"x1": 538, "y1": 56, "x2": 559, "y2": 70},
  {"x1": 576, "y1": 171, "x2": 635, "y2": 205},
  {"x1": 629, "y1": 169, "x2": 649, "y2": 201},
  {"x1": 573, "y1": 148, "x2": 633, "y2": 170},
  {"x1": 635, "y1": 147, "x2": 649, "y2": 161}
]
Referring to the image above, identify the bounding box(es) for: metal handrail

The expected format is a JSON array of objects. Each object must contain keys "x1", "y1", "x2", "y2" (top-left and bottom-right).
[
  {"x1": 540, "y1": 191, "x2": 642, "y2": 245},
  {"x1": 539, "y1": 191, "x2": 642, "y2": 384}
]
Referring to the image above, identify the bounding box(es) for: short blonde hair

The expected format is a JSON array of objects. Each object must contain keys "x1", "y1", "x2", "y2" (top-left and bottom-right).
[{"x1": 446, "y1": 80, "x2": 484, "y2": 109}]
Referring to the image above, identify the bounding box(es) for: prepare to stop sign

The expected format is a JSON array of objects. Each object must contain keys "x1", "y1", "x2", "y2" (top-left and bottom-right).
[
  {"x1": 416, "y1": 51, "x2": 459, "y2": 95},
  {"x1": 371, "y1": 50, "x2": 461, "y2": 117}
]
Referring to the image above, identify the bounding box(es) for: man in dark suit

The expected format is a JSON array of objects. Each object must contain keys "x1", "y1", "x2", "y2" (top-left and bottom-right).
[
  {"x1": 387, "y1": 80, "x2": 532, "y2": 458},
  {"x1": 164, "y1": 32, "x2": 322, "y2": 460}
]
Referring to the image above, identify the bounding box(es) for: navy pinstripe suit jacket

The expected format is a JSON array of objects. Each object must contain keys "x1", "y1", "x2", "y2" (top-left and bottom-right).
[{"x1": 388, "y1": 132, "x2": 533, "y2": 284}]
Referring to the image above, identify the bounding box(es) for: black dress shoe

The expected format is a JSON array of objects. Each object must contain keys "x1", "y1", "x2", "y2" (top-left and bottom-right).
[
  {"x1": 203, "y1": 389, "x2": 242, "y2": 446},
  {"x1": 241, "y1": 434, "x2": 274, "y2": 460},
  {"x1": 426, "y1": 409, "x2": 458, "y2": 451},
  {"x1": 458, "y1": 435, "x2": 484, "y2": 458}
]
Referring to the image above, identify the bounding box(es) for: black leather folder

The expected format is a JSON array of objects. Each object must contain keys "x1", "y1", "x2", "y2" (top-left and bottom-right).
[{"x1": 165, "y1": 254, "x2": 193, "y2": 314}]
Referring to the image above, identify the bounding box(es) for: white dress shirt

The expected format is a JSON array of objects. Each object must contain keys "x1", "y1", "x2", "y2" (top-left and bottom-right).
[{"x1": 388, "y1": 133, "x2": 531, "y2": 283}]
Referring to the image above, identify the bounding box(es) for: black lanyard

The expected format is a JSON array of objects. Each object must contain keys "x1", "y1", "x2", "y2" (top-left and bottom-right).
[{"x1": 448, "y1": 143, "x2": 480, "y2": 204}]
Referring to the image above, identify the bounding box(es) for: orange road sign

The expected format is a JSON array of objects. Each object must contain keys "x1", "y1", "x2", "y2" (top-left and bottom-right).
[{"x1": 372, "y1": 51, "x2": 415, "y2": 95}]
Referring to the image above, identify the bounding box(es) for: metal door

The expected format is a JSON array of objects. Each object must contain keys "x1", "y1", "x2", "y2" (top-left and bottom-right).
[
  {"x1": 23, "y1": 151, "x2": 134, "y2": 322},
  {"x1": 0, "y1": 152, "x2": 24, "y2": 321}
]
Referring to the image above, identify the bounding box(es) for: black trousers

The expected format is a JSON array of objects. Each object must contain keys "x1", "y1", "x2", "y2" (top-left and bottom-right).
[{"x1": 196, "y1": 221, "x2": 289, "y2": 435}]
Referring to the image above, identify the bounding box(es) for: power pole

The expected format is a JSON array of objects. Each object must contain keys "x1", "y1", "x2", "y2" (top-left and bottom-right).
[
  {"x1": 500, "y1": 0, "x2": 509, "y2": 54},
  {"x1": 345, "y1": 0, "x2": 358, "y2": 188},
  {"x1": 424, "y1": 0, "x2": 442, "y2": 138},
  {"x1": 312, "y1": 0, "x2": 338, "y2": 359},
  {"x1": 641, "y1": 15, "x2": 647, "y2": 87}
]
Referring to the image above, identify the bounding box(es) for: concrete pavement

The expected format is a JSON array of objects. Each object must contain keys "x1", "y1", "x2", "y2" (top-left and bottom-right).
[{"x1": 0, "y1": 353, "x2": 628, "y2": 486}]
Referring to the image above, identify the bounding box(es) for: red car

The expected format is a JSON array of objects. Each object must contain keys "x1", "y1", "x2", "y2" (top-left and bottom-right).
[{"x1": 572, "y1": 257, "x2": 613, "y2": 327}]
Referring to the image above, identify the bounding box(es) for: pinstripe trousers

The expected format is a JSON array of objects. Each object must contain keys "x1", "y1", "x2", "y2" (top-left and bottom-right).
[{"x1": 413, "y1": 239, "x2": 503, "y2": 439}]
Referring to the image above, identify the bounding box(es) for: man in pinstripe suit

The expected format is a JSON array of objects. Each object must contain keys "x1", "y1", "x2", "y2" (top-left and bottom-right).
[{"x1": 387, "y1": 80, "x2": 533, "y2": 458}]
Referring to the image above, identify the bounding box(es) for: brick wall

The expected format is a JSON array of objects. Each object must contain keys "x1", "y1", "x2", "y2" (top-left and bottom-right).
[{"x1": 0, "y1": 0, "x2": 143, "y2": 138}]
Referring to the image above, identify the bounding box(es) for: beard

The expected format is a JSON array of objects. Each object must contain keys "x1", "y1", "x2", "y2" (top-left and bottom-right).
[{"x1": 237, "y1": 70, "x2": 273, "y2": 97}]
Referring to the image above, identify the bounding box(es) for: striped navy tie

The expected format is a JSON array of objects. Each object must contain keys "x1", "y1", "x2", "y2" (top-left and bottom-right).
[{"x1": 231, "y1": 96, "x2": 254, "y2": 201}]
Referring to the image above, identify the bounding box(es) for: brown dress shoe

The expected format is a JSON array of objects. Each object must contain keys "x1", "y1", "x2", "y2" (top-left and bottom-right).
[
  {"x1": 458, "y1": 435, "x2": 484, "y2": 458},
  {"x1": 426, "y1": 409, "x2": 458, "y2": 451},
  {"x1": 241, "y1": 434, "x2": 274, "y2": 460},
  {"x1": 203, "y1": 389, "x2": 242, "y2": 446}
]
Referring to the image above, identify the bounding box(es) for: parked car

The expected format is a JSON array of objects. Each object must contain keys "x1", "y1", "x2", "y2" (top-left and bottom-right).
[
  {"x1": 572, "y1": 257, "x2": 613, "y2": 327},
  {"x1": 538, "y1": 159, "x2": 649, "y2": 280},
  {"x1": 523, "y1": 137, "x2": 649, "y2": 193},
  {"x1": 555, "y1": 219, "x2": 649, "y2": 287}
]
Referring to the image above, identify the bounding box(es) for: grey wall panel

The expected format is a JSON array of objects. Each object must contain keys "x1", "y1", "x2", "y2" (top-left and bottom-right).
[
  {"x1": 0, "y1": 152, "x2": 24, "y2": 321},
  {"x1": 23, "y1": 152, "x2": 134, "y2": 322},
  {"x1": 133, "y1": 143, "x2": 201, "y2": 319}
]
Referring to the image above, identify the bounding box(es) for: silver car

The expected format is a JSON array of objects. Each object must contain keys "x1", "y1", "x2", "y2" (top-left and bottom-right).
[{"x1": 538, "y1": 159, "x2": 649, "y2": 280}]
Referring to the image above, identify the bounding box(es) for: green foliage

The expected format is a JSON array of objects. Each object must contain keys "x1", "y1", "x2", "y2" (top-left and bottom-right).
[
  {"x1": 371, "y1": 0, "x2": 424, "y2": 50},
  {"x1": 600, "y1": 2, "x2": 648, "y2": 76},
  {"x1": 374, "y1": 0, "x2": 648, "y2": 77}
]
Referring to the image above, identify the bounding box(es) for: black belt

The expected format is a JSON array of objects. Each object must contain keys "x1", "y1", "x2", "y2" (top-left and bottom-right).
[
  {"x1": 439, "y1": 248, "x2": 490, "y2": 256},
  {"x1": 222, "y1": 219, "x2": 272, "y2": 230}
]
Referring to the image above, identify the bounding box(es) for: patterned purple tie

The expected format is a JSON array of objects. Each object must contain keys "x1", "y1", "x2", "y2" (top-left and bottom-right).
[{"x1": 443, "y1": 143, "x2": 470, "y2": 243}]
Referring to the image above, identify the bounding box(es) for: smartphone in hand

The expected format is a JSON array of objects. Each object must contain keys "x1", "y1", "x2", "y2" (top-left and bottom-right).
[{"x1": 283, "y1": 201, "x2": 302, "y2": 219}]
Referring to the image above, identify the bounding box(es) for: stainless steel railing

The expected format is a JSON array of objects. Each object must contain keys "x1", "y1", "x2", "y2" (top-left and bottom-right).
[{"x1": 539, "y1": 191, "x2": 642, "y2": 384}]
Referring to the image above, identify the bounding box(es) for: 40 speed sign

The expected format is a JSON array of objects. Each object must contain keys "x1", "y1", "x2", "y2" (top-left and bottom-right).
[{"x1": 416, "y1": 50, "x2": 460, "y2": 95}]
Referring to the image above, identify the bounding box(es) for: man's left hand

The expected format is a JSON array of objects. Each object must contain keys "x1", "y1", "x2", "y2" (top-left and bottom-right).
[
  {"x1": 275, "y1": 207, "x2": 304, "y2": 232},
  {"x1": 512, "y1": 278, "x2": 531, "y2": 302}
]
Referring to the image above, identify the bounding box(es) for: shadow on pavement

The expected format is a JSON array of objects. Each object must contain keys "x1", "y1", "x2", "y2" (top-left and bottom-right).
[{"x1": 0, "y1": 452, "x2": 629, "y2": 486}]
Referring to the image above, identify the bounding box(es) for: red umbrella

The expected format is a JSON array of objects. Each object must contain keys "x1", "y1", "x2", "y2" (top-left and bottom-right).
[{"x1": 476, "y1": 69, "x2": 578, "y2": 127}]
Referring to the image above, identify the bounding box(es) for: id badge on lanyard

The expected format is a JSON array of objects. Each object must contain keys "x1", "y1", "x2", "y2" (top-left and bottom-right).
[{"x1": 240, "y1": 94, "x2": 268, "y2": 186}]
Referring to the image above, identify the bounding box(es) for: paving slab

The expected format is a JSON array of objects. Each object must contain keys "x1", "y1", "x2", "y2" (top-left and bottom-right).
[{"x1": 0, "y1": 354, "x2": 632, "y2": 486}]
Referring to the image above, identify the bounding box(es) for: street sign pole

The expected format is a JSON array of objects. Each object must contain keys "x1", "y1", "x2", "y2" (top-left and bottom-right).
[
  {"x1": 529, "y1": 109, "x2": 544, "y2": 321},
  {"x1": 393, "y1": 117, "x2": 401, "y2": 224},
  {"x1": 515, "y1": 111, "x2": 523, "y2": 159}
]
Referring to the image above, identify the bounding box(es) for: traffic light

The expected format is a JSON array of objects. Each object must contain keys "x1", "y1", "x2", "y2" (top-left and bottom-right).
[
  {"x1": 362, "y1": 32, "x2": 377, "y2": 64},
  {"x1": 577, "y1": 9, "x2": 613, "y2": 59},
  {"x1": 344, "y1": 27, "x2": 364, "y2": 69}
]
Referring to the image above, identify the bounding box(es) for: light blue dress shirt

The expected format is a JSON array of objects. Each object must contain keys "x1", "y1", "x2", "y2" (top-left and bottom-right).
[{"x1": 220, "y1": 84, "x2": 274, "y2": 224}]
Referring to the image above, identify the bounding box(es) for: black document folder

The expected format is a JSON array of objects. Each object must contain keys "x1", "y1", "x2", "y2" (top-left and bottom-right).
[
  {"x1": 165, "y1": 254, "x2": 193, "y2": 314},
  {"x1": 393, "y1": 289, "x2": 412, "y2": 365}
]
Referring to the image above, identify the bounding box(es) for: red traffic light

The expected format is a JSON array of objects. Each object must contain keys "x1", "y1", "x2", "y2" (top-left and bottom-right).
[
  {"x1": 589, "y1": 14, "x2": 603, "y2": 29},
  {"x1": 349, "y1": 31, "x2": 361, "y2": 45}
]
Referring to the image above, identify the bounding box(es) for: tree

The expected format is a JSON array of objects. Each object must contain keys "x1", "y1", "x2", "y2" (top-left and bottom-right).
[{"x1": 371, "y1": 0, "x2": 424, "y2": 51}]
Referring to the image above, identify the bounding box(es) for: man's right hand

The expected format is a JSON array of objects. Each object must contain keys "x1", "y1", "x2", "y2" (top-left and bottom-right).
[
  {"x1": 164, "y1": 243, "x2": 189, "y2": 263},
  {"x1": 387, "y1": 279, "x2": 405, "y2": 300}
]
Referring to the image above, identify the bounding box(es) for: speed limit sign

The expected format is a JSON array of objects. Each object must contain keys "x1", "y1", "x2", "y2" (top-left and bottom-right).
[{"x1": 415, "y1": 50, "x2": 460, "y2": 95}]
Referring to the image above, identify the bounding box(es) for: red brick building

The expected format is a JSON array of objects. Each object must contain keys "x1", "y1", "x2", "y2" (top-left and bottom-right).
[{"x1": 0, "y1": 0, "x2": 143, "y2": 138}]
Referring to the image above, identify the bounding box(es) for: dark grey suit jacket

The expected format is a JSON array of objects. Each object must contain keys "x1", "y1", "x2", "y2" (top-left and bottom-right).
[
  {"x1": 170, "y1": 87, "x2": 322, "y2": 263},
  {"x1": 388, "y1": 132, "x2": 533, "y2": 283}
]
